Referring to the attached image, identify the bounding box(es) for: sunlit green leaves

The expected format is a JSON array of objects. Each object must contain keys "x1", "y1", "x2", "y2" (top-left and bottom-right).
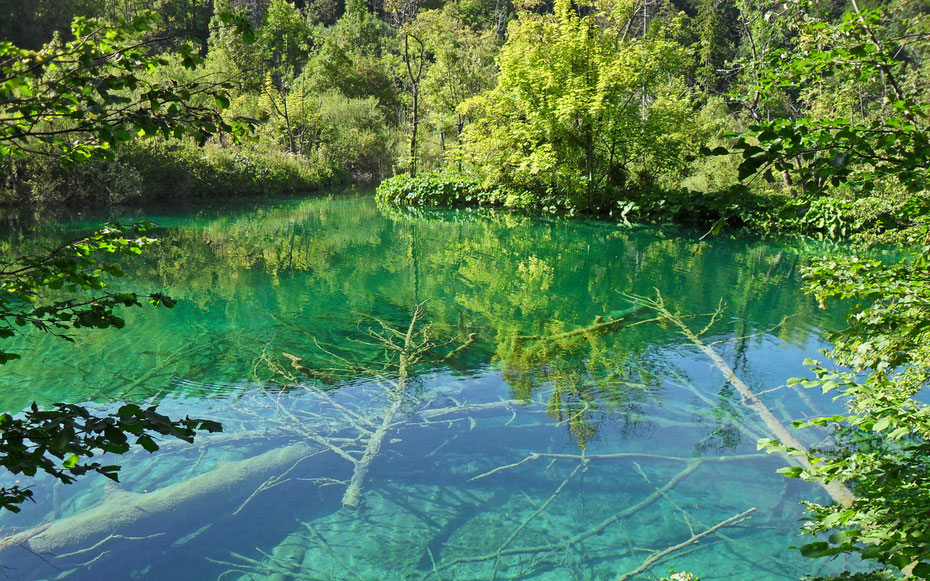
[
  {"x1": 733, "y1": 8, "x2": 930, "y2": 574},
  {"x1": 457, "y1": 0, "x2": 703, "y2": 213},
  {"x1": 769, "y1": 247, "x2": 930, "y2": 577},
  {"x1": 0, "y1": 10, "x2": 254, "y2": 165},
  {"x1": 728, "y1": 3, "x2": 930, "y2": 203}
]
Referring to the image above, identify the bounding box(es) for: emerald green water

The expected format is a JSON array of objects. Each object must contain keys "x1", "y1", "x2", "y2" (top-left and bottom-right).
[{"x1": 0, "y1": 190, "x2": 863, "y2": 579}]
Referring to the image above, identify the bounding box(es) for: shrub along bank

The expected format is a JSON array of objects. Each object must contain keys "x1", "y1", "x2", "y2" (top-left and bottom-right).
[
  {"x1": 0, "y1": 140, "x2": 344, "y2": 208},
  {"x1": 376, "y1": 172, "x2": 929, "y2": 240}
]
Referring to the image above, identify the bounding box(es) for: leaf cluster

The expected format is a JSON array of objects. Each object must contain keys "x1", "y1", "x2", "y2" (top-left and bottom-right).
[
  {"x1": 0, "y1": 9, "x2": 253, "y2": 165},
  {"x1": 0, "y1": 222, "x2": 176, "y2": 363},
  {"x1": 760, "y1": 249, "x2": 930, "y2": 577},
  {"x1": 0, "y1": 402, "x2": 220, "y2": 512},
  {"x1": 724, "y1": 4, "x2": 929, "y2": 198},
  {"x1": 0, "y1": 222, "x2": 224, "y2": 512}
]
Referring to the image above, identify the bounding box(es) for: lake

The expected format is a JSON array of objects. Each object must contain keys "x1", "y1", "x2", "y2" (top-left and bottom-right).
[{"x1": 0, "y1": 189, "x2": 863, "y2": 580}]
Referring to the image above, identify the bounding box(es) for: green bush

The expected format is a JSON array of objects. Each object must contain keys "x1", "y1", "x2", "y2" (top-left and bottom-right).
[
  {"x1": 317, "y1": 91, "x2": 397, "y2": 179},
  {"x1": 0, "y1": 154, "x2": 144, "y2": 207},
  {"x1": 376, "y1": 172, "x2": 788, "y2": 227},
  {"x1": 376, "y1": 171, "x2": 930, "y2": 241},
  {"x1": 376, "y1": 172, "x2": 488, "y2": 207},
  {"x1": 0, "y1": 138, "x2": 342, "y2": 207}
]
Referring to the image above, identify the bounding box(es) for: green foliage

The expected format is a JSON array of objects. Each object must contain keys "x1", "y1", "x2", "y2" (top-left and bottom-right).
[
  {"x1": 0, "y1": 137, "x2": 340, "y2": 206},
  {"x1": 0, "y1": 403, "x2": 220, "y2": 512},
  {"x1": 0, "y1": 9, "x2": 252, "y2": 512},
  {"x1": 0, "y1": 0, "x2": 103, "y2": 48},
  {"x1": 0, "y1": 223, "x2": 222, "y2": 511},
  {"x1": 734, "y1": 1, "x2": 930, "y2": 577},
  {"x1": 208, "y1": 0, "x2": 266, "y2": 92},
  {"x1": 302, "y1": 0, "x2": 398, "y2": 112},
  {"x1": 762, "y1": 249, "x2": 930, "y2": 577},
  {"x1": 316, "y1": 91, "x2": 397, "y2": 177},
  {"x1": 693, "y1": 0, "x2": 737, "y2": 91},
  {"x1": 259, "y1": 0, "x2": 314, "y2": 76},
  {"x1": 771, "y1": 196, "x2": 874, "y2": 240},
  {"x1": 416, "y1": 5, "x2": 498, "y2": 156},
  {"x1": 377, "y1": 171, "x2": 790, "y2": 228},
  {"x1": 376, "y1": 172, "x2": 487, "y2": 207},
  {"x1": 0, "y1": 222, "x2": 172, "y2": 365},
  {"x1": 0, "y1": 150, "x2": 146, "y2": 206},
  {"x1": 616, "y1": 186, "x2": 780, "y2": 229},
  {"x1": 457, "y1": 0, "x2": 705, "y2": 213},
  {"x1": 725, "y1": 2, "x2": 929, "y2": 200},
  {"x1": 121, "y1": 139, "x2": 340, "y2": 198},
  {"x1": 0, "y1": 10, "x2": 252, "y2": 165}
]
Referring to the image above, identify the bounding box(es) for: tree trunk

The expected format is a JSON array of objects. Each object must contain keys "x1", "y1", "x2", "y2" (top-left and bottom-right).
[{"x1": 403, "y1": 33, "x2": 425, "y2": 178}]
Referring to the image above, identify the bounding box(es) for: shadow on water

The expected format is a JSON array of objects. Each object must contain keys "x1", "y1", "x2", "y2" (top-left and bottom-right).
[{"x1": 0, "y1": 190, "x2": 869, "y2": 579}]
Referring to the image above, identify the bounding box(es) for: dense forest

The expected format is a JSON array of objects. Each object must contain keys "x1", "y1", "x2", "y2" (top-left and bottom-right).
[
  {"x1": 1, "y1": 0, "x2": 925, "y2": 236},
  {"x1": 1, "y1": 0, "x2": 930, "y2": 579}
]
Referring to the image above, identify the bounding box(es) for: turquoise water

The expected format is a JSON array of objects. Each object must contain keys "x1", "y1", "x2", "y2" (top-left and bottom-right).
[{"x1": 0, "y1": 190, "x2": 864, "y2": 579}]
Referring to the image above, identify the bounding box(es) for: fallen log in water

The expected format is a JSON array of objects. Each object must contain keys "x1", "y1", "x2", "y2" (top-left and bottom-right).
[
  {"x1": 631, "y1": 291, "x2": 856, "y2": 509},
  {"x1": 257, "y1": 302, "x2": 485, "y2": 511},
  {"x1": 0, "y1": 443, "x2": 316, "y2": 557}
]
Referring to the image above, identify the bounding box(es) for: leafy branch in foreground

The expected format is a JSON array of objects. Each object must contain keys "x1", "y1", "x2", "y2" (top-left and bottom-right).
[
  {"x1": 0, "y1": 9, "x2": 254, "y2": 165},
  {"x1": 725, "y1": 2, "x2": 929, "y2": 200},
  {"x1": 764, "y1": 249, "x2": 930, "y2": 578},
  {"x1": 0, "y1": 222, "x2": 221, "y2": 512},
  {"x1": 0, "y1": 8, "x2": 259, "y2": 512},
  {"x1": 0, "y1": 403, "x2": 220, "y2": 512},
  {"x1": 0, "y1": 222, "x2": 171, "y2": 363},
  {"x1": 721, "y1": 1, "x2": 930, "y2": 576}
]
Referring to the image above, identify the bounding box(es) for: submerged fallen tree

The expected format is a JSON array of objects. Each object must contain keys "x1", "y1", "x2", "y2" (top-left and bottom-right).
[
  {"x1": 0, "y1": 297, "x2": 849, "y2": 579},
  {"x1": 626, "y1": 291, "x2": 855, "y2": 508},
  {"x1": 220, "y1": 448, "x2": 782, "y2": 580},
  {"x1": 220, "y1": 301, "x2": 843, "y2": 580},
  {"x1": 255, "y1": 302, "x2": 484, "y2": 510},
  {"x1": 0, "y1": 443, "x2": 317, "y2": 557},
  {"x1": 0, "y1": 393, "x2": 522, "y2": 568}
]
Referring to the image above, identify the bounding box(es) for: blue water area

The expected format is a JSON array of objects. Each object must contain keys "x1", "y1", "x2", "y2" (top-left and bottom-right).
[{"x1": 0, "y1": 191, "x2": 867, "y2": 579}]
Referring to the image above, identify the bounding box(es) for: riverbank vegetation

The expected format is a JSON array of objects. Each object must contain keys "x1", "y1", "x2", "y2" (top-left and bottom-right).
[
  {"x1": 375, "y1": 0, "x2": 929, "y2": 240},
  {"x1": 2, "y1": 0, "x2": 930, "y2": 579},
  {"x1": 4, "y1": 0, "x2": 927, "y2": 237}
]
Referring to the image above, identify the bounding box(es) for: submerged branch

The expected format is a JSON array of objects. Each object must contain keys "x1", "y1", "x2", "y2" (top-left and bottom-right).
[
  {"x1": 435, "y1": 460, "x2": 704, "y2": 572},
  {"x1": 342, "y1": 302, "x2": 425, "y2": 509},
  {"x1": 470, "y1": 451, "x2": 761, "y2": 481},
  {"x1": 510, "y1": 306, "x2": 644, "y2": 344},
  {"x1": 615, "y1": 508, "x2": 757, "y2": 581},
  {"x1": 258, "y1": 302, "x2": 484, "y2": 510}
]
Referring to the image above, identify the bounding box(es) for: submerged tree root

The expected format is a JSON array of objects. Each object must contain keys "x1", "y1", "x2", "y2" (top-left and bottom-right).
[
  {"x1": 423, "y1": 451, "x2": 767, "y2": 580},
  {"x1": 504, "y1": 306, "x2": 658, "y2": 370},
  {"x1": 11, "y1": 294, "x2": 845, "y2": 579},
  {"x1": 470, "y1": 451, "x2": 762, "y2": 482}
]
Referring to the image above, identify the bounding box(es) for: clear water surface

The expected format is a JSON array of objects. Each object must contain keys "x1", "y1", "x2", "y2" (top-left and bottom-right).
[{"x1": 0, "y1": 189, "x2": 864, "y2": 580}]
